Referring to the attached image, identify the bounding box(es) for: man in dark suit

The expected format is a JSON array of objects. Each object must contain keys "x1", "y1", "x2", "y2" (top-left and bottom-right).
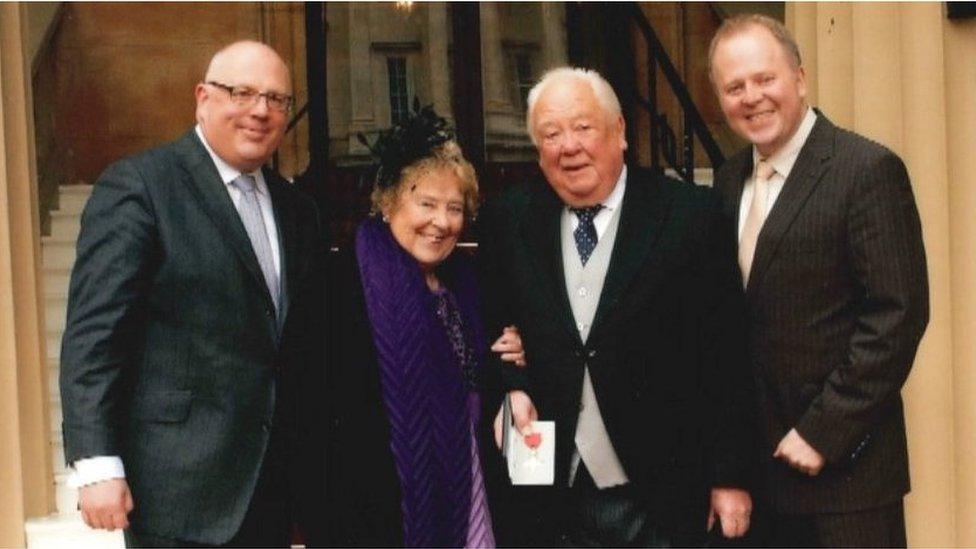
[
  {"x1": 478, "y1": 67, "x2": 756, "y2": 547},
  {"x1": 59, "y1": 41, "x2": 326, "y2": 547},
  {"x1": 708, "y1": 15, "x2": 929, "y2": 547}
]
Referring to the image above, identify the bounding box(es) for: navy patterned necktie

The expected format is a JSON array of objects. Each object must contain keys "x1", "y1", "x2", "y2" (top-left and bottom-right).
[{"x1": 570, "y1": 204, "x2": 604, "y2": 266}]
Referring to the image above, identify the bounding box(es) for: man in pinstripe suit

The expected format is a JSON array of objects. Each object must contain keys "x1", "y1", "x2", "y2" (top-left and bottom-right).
[{"x1": 709, "y1": 15, "x2": 929, "y2": 547}]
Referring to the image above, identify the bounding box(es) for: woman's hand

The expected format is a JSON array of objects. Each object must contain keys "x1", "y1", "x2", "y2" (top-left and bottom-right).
[{"x1": 491, "y1": 325, "x2": 526, "y2": 367}]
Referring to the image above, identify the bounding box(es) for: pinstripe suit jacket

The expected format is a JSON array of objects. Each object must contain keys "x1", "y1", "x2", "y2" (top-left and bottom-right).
[{"x1": 713, "y1": 113, "x2": 929, "y2": 515}]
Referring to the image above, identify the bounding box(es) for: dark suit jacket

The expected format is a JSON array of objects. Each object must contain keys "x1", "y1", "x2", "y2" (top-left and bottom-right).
[
  {"x1": 319, "y1": 248, "x2": 407, "y2": 547},
  {"x1": 477, "y1": 167, "x2": 756, "y2": 544},
  {"x1": 59, "y1": 130, "x2": 328, "y2": 544},
  {"x1": 712, "y1": 112, "x2": 929, "y2": 515}
]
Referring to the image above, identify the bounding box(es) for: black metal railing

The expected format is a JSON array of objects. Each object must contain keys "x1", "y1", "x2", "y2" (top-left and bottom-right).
[{"x1": 626, "y1": 3, "x2": 724, "y2": 182}]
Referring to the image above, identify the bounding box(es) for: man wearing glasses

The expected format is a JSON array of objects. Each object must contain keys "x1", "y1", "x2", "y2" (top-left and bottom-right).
[{"x1": 60, "y1": 40, "x2": 327, "y2": 547}]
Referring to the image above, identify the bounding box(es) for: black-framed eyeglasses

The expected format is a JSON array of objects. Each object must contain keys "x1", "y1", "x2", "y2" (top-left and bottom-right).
[{"x1": 205, "y1": 81, "x2": 293, "y2": 113}]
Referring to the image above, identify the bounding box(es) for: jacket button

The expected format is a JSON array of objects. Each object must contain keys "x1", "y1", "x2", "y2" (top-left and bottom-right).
[
  {"x1": 265, "y1": 308, "x2": 274, "y2": 318},
  {"x1": 588, "y1": 350, "x2": 597, "y2": 358}
]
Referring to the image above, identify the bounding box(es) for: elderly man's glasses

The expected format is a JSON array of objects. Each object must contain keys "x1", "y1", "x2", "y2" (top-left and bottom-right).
[{"x1": 206, "y1": 81, "x2": 293, "y2": 113}]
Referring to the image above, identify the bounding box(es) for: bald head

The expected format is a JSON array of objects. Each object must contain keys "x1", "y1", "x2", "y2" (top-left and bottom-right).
[
  {"x1": 195, "y1": 40, "x2": 292, "y2": 172},
  {"x1": 204, "y1": 40, "x2": 292, "y2": 94}
]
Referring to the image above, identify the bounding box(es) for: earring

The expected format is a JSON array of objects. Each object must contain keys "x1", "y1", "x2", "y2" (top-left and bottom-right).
[{"x1": 382, "y1": 215, "x2": 389, "y2": 223}]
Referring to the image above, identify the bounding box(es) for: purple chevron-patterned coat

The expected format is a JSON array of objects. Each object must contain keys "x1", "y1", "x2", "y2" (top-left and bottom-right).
[{"x1": 356, "y1": 218, "x2": 494, "y2": 548}]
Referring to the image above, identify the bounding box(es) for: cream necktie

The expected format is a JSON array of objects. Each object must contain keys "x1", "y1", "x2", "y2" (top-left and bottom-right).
[{"x1": 738, "y1": 160, "x2": 776, "y2": 287}]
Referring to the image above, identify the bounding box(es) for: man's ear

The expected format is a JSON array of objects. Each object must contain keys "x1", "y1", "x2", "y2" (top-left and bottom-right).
[
  {"x1": 795, "y1": 66, "x2": 808, "y2": 102},
  {"x1": 194, "y1": 83, "x2": 209, "y2": 123},
  {"x1": 617, "y1": 114, "x2": 628, "y2": 152}
]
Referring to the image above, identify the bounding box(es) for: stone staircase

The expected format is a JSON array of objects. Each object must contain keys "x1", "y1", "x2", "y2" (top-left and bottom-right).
[{"x1": 25, "y1": 184, "x2": 124, "y2": 548}]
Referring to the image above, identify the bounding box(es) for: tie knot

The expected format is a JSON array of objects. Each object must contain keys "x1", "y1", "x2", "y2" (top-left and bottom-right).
[
  {"x1": 569, "y1": 204, "x2": 604, "y2": 223},
  {"x1": 231, "y1": 174, "x2": 257, "y2": 193},
  {"x1": 755, "y1": 160, "x2": 775, "y2": 182}
]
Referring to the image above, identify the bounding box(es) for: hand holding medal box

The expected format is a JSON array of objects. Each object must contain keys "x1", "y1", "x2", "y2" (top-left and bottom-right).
[{"x1": 503, "y1": 395, "x2": 555, "y2": 485}]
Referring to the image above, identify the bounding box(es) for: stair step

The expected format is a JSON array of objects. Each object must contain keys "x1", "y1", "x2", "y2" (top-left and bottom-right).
[
  {"x1": 55, "y1": 185, "x2": 94, "y2": 215},
  {"x1": 45, "y1": 307, "x2": 66, "y2": 333},
  {"x1": 43, "y1": 268, "x2": 72, "y2": 298},
  {"x1": 54, "y1": 470, "x2": 78, "y2": 515},
  {"x1": 25, "y1": 513, "x2": 124, "y2": 549},
  {"x1": 46, "y1": 332, "x2": 61, "y2": 361},
  {"x1": 50, "y1": 397, "x2": 62, "y2": 437},
  {"x1": 41, "y1": 238, "x2": 78, "y2": 270},
  {"x1": 48, "y1": 357, "x2": 60, "y2": 399},
  {"x1": 44, "y1": 297, "x2": 68, "y2": 334},
  {"x1": 49, "y1": 211, "x2": 81, "y2": 238},
  {"x1": 51, "y1": 439, "x2": 68, "y2": 476}
]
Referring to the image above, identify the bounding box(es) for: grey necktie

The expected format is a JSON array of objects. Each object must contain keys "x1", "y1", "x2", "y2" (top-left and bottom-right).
[{"x1": 230, "y1": 174, "x2": 280, "y2": 310}]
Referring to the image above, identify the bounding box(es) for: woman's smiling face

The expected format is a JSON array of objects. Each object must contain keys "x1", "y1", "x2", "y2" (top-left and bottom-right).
[{"x1": 385, "y1": 168, "x2": 466, "y2": 273}]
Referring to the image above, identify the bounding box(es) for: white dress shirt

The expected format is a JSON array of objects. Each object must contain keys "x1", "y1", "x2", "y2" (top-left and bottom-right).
[
  {"x1": 565, "y1": 165, "x2": 627, "y2": 238},
  {"x1": 69, "y1": 126, "x2": 282, "y2": 488},
  {"x1": 737, "y1": 107, "x2": 818, "y2": 240}
]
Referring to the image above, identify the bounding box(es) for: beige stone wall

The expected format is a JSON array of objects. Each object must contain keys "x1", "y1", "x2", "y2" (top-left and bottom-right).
[{"x1": 787, "y1": 3, "x2": 975, "y2": 546}]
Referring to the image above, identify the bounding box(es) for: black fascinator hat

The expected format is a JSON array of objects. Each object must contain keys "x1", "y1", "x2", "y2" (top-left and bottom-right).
[{"x1": 358, "y1": 98, "x2": 454, "y2": 190}]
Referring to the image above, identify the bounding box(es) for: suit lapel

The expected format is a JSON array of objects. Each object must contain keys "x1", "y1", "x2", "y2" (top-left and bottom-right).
[
  {"x1": 265, "y1": 169, "x2": 299, "y2": 326},
  {"x1": 746, "y1": 115, "x2": 834, "y2": 297},
  {"x1": 175, "y1": 132, "x2": 277, "y2": 314},
  {"x1": 519, "y1": 181, "x2": 581, "y2": 344},
  {"x1": 591, "y1": 168, "x2": 669, "y2": 334},
  {"x1": 723, "y1": 151, "x2": 754, "y2": 231}
]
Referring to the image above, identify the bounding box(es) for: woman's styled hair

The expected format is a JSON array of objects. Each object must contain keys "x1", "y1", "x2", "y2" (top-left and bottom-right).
[{"x1": 370, "y1": 140, "x2": 479, "y2": 221}]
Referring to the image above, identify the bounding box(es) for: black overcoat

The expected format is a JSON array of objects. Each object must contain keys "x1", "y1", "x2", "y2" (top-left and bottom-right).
[{"x1": 477, "y1": 167, "x2": 756, "y2": 545}]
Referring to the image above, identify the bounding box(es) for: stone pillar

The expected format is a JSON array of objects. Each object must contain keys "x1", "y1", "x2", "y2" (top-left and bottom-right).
[
  {"x1": 850, "y1": 4, "x2": 901, "y2": 140},
  {"x1": 785, "y1": 3, "x2": 818, "y2": 107},
  {"x1": 0, "y1": 3, "x2": 52, "y2": 545},
  {"x1": 479, "y1": 2, "x2": 519, "y2": 135},
  {"x1": 814, "y1": 3, "x2": 853, "y2": 126},
  {"x1": 787, "y1": 4, "x2": 958, "y2": 546},
  {"x1": 945, "y1": 16, "x2": 976, "y2": 548},
  {"x1": 425, "y1": 2, "x2": 453, "y2": 120},
  {"x1": 540, "y1": 3, "x2": 568, "y2": 71},
  {"x1": 896, "y1": 7, "x2": 954, "y2": 546},
  {"x1": 907, "y1": 6, "x2": 954, "y2": 543},
  {"x1": 348, "y1": 2, "x2": 374, "y2": 143}
]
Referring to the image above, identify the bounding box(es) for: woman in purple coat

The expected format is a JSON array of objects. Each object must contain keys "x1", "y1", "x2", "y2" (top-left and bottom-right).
[{"x1": 322, "y1": 105, "x2": 522, "y2": 547}]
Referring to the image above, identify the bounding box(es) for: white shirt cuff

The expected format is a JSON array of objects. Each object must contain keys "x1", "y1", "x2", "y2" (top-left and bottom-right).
[{"x1": 68, "y1": 456, "x2": 126, "y2": 488}]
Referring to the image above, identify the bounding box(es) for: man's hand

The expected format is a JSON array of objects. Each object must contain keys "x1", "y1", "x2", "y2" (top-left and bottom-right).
[
  {"x1": 79, "y1": 478, "x2": 133, "y2": 531},
  {"x1": 774, "y1": 428, "x2": 825, "y2": 476},
  {"x1": 493, "y1": 390, "x2": 538, "y2": 449},
  {"x1": 491, "y1": 325, "x2": 526, "y2": 367},
  {"x1": 707, "y1": 487, "x2": 752, "y2": 538}
]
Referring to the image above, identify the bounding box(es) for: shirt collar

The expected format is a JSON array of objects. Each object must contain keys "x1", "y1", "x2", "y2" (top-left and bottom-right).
[
  {"x1": 195, "y1": 124, "x2": 264, "y2": 192},
  {"x1": 752, "y1": 107, "x2": 817, "y2": 179},
  {"x1": 562, "y1": 164, "x2": 626, "y2": 213},
  {"x1": 602, "y1": 165, "x2": 627, "y2": 211}
]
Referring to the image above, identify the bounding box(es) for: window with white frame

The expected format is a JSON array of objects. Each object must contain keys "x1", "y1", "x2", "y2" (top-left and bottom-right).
[{"x1": 387, "y1": 56, "x2": 409, "y2": 125}]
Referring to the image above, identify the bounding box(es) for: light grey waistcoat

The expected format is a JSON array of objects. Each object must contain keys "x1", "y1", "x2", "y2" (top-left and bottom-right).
[{"x1": 561, "y1": 204, "x2": 629, "y2": 488}]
